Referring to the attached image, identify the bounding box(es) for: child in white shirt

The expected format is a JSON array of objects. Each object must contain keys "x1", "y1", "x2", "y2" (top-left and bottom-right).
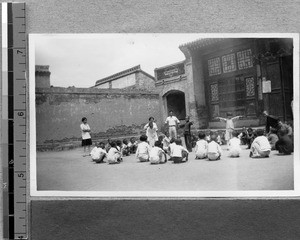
[
  {"x1": 121, "y1": 139, "x2": 130, "y2": 156},
  {"x1": 228, "y1": 131, "x2": 241, "y2": 157},
  {"x1": 168, "y1": 138, "x2": 176, "y2": 160},
  {"x1": 107, "y1": 141, "x2": 122, "y2": 164},
  {"x1": 162, "y1": 134, "x2": 170, "y2": 153},
  {"x1": 250, "y1": 129, "x2": 271, "y2": 158},
  {"x1": 195, "y1": 132, "x2": 208, "y2": 159},
  {"x1": 90, "y1": 142, "x2": 107, "y2": 163},
  {"x1": 149, "y1": 141, "x2": 167, "y2": 164},
  {"x1": 136, "y1": 135, "x2": 151, "y2": 162},
  {"x1": 80, "y1": 117, "x2": 92, "y2": 157},
  {"x1": 207, "y1": 133, "x2": 222, "y2": 161},
  {"x1": 171, "y1": 139, "x2": 189, "y2": 164}
]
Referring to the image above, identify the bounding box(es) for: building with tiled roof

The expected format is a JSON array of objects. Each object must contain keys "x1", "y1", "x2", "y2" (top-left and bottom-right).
[
  {"x1": 155, "y1": 38, "x2": 293, "y2": 129},
  {"x1": 93, "y1": 65, "x2": 155, "y2": 91}
]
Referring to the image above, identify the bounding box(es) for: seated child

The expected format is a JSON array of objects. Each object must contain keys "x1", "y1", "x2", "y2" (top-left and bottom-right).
[
  {"x1": 246, "y1": 128, "x2": 256, "y2": 149},
  {"x1": 168, "y1": 138, "x2": 176, "y2": 160},
  {"x1": 205, "y1": 130, "x2": 211, "y2": 142},
  {"x1": 128, "y1": 137, "x2": 138, "y2": 154},
  {"x1": 216, "y1": 133, "x2": 222, "y2": 145},
  {"x1": 136, "y1": 134, "x2": 151, "y2": 162},
  {"x1": 105, "y1": 138, "x2": 112, "y2": 153},
  {"x1": 162, "y1": 134, "x2": 170, "y2": 153},
  {"x1": 90, "y1": 142, "x2": 107, "y2": 163},
  {"x1": 195, "y1": 132, "x2": 208, "y2": 159},
  {"x1": 207, "y1": 133, "x2": 222, "y2": 161},
  {"x1": 238, "y1": 127, "x2": 248, "y2": 145},
  {"x1": 157, "y1": 135, "x2": 164, "y2": 149},
  {"x1": 149, "y1": 141, "x2": 167, "y2": 164},
  {"x1": 121, "y1": 139, "x2": 130, "y2": 156},
  {"x1": 275, "y1": 128, "x2": 293, "y2": 155},
  {"x1": 250, "y1": 129, "x2": 271, "y2": 158},
  {"x1": 228, "y1": 130, "x2": 241, "y2": 157},
  {"x1": 171, "y1": 138, "x2": 189, "y2": 164},
  {"x1": 107, "y1": 141, "x2": 122, "y2": 164},
  {"x1": 267, "y1": 127, "x2": 279, "y2": 150}
]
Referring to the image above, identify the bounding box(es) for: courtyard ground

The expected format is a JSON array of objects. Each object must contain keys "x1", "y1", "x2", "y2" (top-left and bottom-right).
[{"x1": 36, "y1": 144, "x2": 294, "y2": 192}]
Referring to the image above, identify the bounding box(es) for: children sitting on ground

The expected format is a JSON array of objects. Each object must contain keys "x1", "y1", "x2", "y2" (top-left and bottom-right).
[
  {"x1": 249, "y1": 129, "x2": 271, "y2": 158},
  {"x1": 128, "y1": 137, "x2": 138, "y2": 154},
  {"x1": 168, "y1": 138, "x2": 176, "y2": 160},
  {"x1": 121, "y1": 139, "x2": 130, "y2": 156},
  {"x1": 162, "y1": 134, "x2": 170, "y2": 153},
  {"x1": 107, "y1": 141, "x2": 122, "y2": 164},
  {"x1": 195, "y1": 132, "x2": 208, "y2": 159},
  {"x1": 267, "y1": 127, "x2": 279, "y2": 150},
  {"x1": 246, "y1": 127, "x2": 256, "y2": 149},
  {"x1": 207, "y1": 133, "x2": 222, "y2": 161},
  {"x1": 238, "y1": 127, "x2": 248, "y2": 145},
  {"x1": 157, "y1": 135, "x2": 164, "y2": 149},
  {"x1": 216, "y1": 132, "x2": 222, "y2": 145},
  {"x1": 149, "y1": 141, "x2": 167, "y2": 164},
  {"x1": 228, "y1": 131, "x2": 241, "y2": 158},
  {"x1": 275, "y1": 128, "x2": 294, "y2": 155},
  {"x1": 171, "y1": 138, "x2": 189, "y2": 164},
  {"x1": 90, "y1": 142, "x2": 107, "y2": 163},
  {"x1": 205, "y1": 130, "x2": 211, "y2": 142},
  {"x1": 136, "y1": 135, "x2": 151, "y2": 162},
  {"x1": 105, "y1": 138, "x2": 112, "y2": 153}
]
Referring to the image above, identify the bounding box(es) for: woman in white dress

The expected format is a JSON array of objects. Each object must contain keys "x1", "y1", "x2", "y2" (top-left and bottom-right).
[{"x1": 144, "y1": 117, "x2": 158, "y2": 147}]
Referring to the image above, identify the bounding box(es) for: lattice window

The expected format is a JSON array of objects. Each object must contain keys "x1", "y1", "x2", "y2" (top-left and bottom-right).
[
  {"x1": 245, "y1": 77, "x2": 255, "y2": 97},
  {"x1": 208, "y1": 57, "x2": 221, "y2": 76},
  {"x1": 210, "y1": 83, "x2": 219, "y2": 102},
  {"x1": 237, "y1": 49, "x2": 253, "y2": 70},
  {"x1": 222, "y1": 53, "x2": 236, "y2": 73}
]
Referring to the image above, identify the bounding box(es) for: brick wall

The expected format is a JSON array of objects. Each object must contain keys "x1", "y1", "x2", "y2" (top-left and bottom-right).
[
  {"x1": 35, "y1": 87, "x2": 161, "y2": 149},
  {"x1": 136, "y1": 71, "x2": 155, "y2": 90}
]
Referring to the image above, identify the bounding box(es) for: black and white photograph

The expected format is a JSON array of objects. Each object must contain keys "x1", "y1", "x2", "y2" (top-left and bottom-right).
[{"x1": 29, "y1": 33, "x2": 299, "y2": 197}]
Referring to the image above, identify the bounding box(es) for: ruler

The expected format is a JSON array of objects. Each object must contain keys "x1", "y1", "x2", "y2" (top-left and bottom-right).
[{"x1": 2, "y1": 2, "x2": 27, "y2": 240}]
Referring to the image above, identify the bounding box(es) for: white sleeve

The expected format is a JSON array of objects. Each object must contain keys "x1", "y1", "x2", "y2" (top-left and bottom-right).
[
  {"x1": 144, "y1": 123, "x2": 149, "y2": 130},
  {"x1": 165, "y1": 117, "x2": 169, "y2": 124},
  {"x1": 153, "y1": 123, "x2": 158, "y2": 131}
]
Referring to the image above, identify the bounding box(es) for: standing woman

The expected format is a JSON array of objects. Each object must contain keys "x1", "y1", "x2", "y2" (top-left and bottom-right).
[
  {"x1": 144, "y1": 117, "x2": 158, "y2": 147},
  {"x1": 80, "y1": 117, "x2": 92, "y2": 157}
]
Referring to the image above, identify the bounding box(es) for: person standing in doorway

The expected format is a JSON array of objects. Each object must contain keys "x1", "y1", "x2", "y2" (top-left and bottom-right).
[
  {"x1": 180, "y1": 116, "x2": 193, "y2": 152},
  {"x1": 144, "y1": 117, "x2": 158, "y2": 147},
  {"x1": 165, "y1": 110, "x2": 180, "y2": 139}
]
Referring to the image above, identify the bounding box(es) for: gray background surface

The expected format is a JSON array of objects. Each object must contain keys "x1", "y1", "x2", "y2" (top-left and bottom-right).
[{"x1": 1, "y1": 0, "x2": 300, "y2": 239}]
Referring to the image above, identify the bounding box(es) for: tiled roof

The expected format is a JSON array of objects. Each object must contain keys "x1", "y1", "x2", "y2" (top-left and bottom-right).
[
  {"x1": 95, "y1": 65, "x2": 154, "y2": 86},
  {"x1": 179, "y1": 38, "x2": 225, "y2": 50}
]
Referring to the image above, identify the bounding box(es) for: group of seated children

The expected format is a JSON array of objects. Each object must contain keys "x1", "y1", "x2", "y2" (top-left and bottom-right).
[
  {"x1": 136, "y1": 134, "x2": 189, "y2": 164},
  {"x1": 90, "y1": 137, "x2": 138, "y2": 164},
  {"x1": 91, "y1": 122, "x2": 293, "y2": 164},
  {"x1": 195, "y1": 131, "x2": 243, "y2": 160}
]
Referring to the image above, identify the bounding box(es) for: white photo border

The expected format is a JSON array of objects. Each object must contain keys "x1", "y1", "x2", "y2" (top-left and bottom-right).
[{"x1": 29, "y1": 33, "x2": 300, "y2": 198}]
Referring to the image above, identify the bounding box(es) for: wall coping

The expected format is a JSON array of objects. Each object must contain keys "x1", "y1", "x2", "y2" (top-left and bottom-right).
[{"x1": 36, "y1": 87, "x2": 159, "y2": 95}]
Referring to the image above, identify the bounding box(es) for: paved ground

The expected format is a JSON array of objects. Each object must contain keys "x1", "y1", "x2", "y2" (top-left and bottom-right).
[{"x1": 36, "y1": 145, "x2": 294, "y2": 191}]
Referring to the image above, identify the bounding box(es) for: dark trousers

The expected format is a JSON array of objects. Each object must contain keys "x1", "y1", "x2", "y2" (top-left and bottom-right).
[{"x1": 184, "y1": 133, "x2": 192, "y2": 152}]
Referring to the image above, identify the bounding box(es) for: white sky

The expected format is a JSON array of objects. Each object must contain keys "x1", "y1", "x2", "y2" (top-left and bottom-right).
[{"x1": 33, "y1": 34, "x2": 203, "y2": 88}]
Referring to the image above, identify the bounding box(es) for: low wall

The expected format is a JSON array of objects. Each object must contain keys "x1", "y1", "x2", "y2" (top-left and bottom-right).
[{"x1": 35, "y1": 87, "x2": 161, "y2": 150}]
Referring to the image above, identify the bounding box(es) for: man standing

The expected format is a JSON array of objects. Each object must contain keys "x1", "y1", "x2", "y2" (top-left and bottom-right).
[
  {"x1": 165, "y1": 110, "x2": 180, "y2": 139},
  {"x1": 180, "y1": 116, "x2": 193, "y2": 152}
]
